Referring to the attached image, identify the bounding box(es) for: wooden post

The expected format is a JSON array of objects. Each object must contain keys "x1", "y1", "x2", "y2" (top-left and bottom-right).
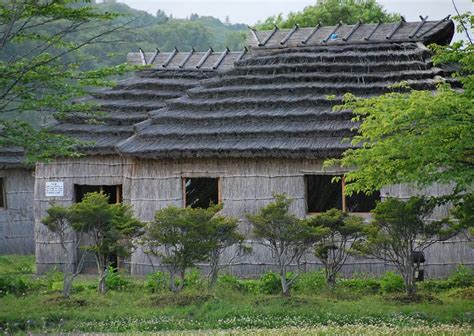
[{"x1": 341, "y1": 176, "x2": 347, "y2": 212}]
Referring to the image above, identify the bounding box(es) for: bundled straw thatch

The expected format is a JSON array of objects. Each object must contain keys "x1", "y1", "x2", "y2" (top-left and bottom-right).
[{"x1": 118, "y1": 19, "x2": 456, "y2": 159}]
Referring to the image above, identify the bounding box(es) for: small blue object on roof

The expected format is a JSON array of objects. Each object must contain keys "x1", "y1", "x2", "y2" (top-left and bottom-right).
[{"x1": 330, "y1": 33, "x2": 338, "y2": 40}]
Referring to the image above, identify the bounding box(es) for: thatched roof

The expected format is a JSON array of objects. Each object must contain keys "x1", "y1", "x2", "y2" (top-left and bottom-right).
[
  {"x1": 117, "y1": 19, "x2": 456, "y2": 159},
  {"x1": 246, "y1": 16, "x2": 454, "y2": 49},
  {"x1": 0, "y1": 146, "x2": 29, "y2": 169},
  {"x1": 51, "y1": 47, "x2": 250, "y2": 155}
]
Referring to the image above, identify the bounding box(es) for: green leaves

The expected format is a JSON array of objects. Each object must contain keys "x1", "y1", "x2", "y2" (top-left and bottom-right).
[{"x1": 256, "y1": 0, "x2": 399, "y2": 29}]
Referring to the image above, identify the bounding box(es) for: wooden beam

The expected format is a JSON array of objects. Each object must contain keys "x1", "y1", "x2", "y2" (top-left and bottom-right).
[
  {"x1": 162, "y1": 47, "x2": 178, "y2": 68},
  {"x1": 364, "y1": 21, "x2": 381, "y2": 41},
  {"x1": 259, "y1": 25, "x2": 279, "y2": 46},
  {"x1": 280, "y1": 24, "x2": 299, "y2": 45},
  {"x1": 322, "y1": 21, "x2": 342, "y2": 43},
  {"x1": 343, "y1": 20, "x2": 362, "y2": 41},
  {"x1": 301, "y1": 22, "x2": 321, "y2": 44}
]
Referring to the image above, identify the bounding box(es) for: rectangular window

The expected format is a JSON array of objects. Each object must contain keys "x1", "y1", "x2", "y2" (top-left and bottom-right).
[
  {"x1": 183, "y1": 177, "x2": 219, "y2": 208},
  {"x1": 74, "y1": 184, "x2": 122, "y2": 204},
  {"x1": 306, "y1": 175, "x2": 342, "y2": 212},
  {"x1": 305, "y1": 175, "x2": 379, "y2": 213},
  {"x1": 0, "y1": 178, "x2": 5, "y2": 208}
]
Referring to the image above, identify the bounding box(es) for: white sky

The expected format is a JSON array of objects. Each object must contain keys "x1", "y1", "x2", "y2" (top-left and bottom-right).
[{"x1": 117, "y1": 0, "x2": 473, "y2": 41}]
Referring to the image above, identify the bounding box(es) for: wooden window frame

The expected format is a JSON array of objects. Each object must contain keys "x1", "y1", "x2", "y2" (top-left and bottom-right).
[
  {"x1": 182, "y1": 177, "x2": 222, "y2": 208},
  {"x1": 74, "y1": 184, "x2": 122, "y2": 204}
]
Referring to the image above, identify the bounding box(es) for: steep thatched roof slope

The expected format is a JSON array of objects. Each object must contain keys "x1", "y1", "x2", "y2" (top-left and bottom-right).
[
  {"x1": 118, "y1": 20, "x2": 455, "y2": 159},
  {"x1": 247, "y1": 17, "x2": 454, "y2": 49},
  {"x1": 51, "y1": 48, "x2": 249, "y2": 155}
]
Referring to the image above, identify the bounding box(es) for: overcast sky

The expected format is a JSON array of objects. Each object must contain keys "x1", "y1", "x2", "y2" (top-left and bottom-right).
[{"x1": 117, "y1": 0, "x2": 472, "y2": 41}]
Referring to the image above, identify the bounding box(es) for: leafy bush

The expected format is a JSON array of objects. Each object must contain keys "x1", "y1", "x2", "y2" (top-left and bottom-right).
[
  {"x1": 294, "y1": 270, "x2": 326, "y2": 293},
  {"x1": 339, "y1": 277, "x2": 381, "y2": 294},
  {"x1": 0, "y1": 275, "x2": 30, "y2": 296},
  {"x1": 380, "y1": 272, "x2": 404, "y2": 293},
  {"x1": 105, "y1": 267, "x2": 130, "y2": 290},
  {"x1": 145, "y1": 272, "x2": 169, "y2": 293},
  {"x1": 420, "y1": 265, "x2": 474, "y2": 292},
  {"x1": 44, "y1": 268, "x2": 63, "y2": 291},
  {"x1": 259, "y1": 272, "x2": 281, "y2": 294},
  {"x1": 184, "y1": 268, "x2": 206, "y2": 290},
  {"x1": 448, "y1": 265, "x2": 473, "y2": 288}
]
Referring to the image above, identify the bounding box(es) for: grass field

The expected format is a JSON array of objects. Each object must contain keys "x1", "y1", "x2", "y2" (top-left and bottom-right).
[{"x1": 0, "y1": 255, "x2": 473, "y2": 335}]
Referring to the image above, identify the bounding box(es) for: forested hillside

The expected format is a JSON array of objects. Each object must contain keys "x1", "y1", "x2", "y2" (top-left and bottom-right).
[{"x1": 89, "y1": 2, "x2": 248, "y2": 67}]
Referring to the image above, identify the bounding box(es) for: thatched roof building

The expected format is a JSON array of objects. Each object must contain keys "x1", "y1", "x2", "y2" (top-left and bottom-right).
[{"x1": 35, "y1": 17, "x2": 473, "y2": 277}]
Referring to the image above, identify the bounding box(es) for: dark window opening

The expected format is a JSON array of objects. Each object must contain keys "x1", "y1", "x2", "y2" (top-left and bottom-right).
[
  {"x1": 0, "y1": 178, "x2": 5, "y2": 208},
  {"x1": 184, "y1": 177, "x2": 219, "y2": 209},
  {"x1": 305, "y1": 175, "x2": 380, "y2": 213},
  {"x1": 306, "y1": 175, "x2": 342, "y2": 212},
  {"x1": 346, "y1": 191, "x2": 381, "y2": 212},
  {"x1": 74, "y1": 184, "x2": 122, "y2": 204}
]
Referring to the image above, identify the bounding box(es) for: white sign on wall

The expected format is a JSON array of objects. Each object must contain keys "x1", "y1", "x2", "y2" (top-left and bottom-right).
[{"x1": 45, "y1": 182, "x2": 64, "y2": 197}]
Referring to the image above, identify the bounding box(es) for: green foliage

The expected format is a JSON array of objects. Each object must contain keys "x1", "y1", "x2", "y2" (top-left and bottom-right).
[
  {"x1": 293, "y1": 270, "x2": 326, "y2": 293},
  {"x1": 354, "y1": 197, "x2": 457, "y2": 297},
  {"x1": 44, "y1": 268, "x2": 63, "y2": 291},
  {"x1": 145, "y1": 272, "x2": 169, "y2": 293},
  {"x1": 0, "y1": 275, "x2": 30, "y2": 296},
  {"x1": 105, "y1": 267, "x2": 129, "y2": 290},
  {"x1": 259, "y1": 272, "x2": 281, "y2": 294},
  {"x1": 68, "y1": 192, "x2": 143, "y2": 293},
  {"x1": 247, "y1": 194, "x2": 324, "y2": 295},
  {"x1": 307, "y1": 209, "x2": 364, "y2": 287},
  {"x1": 143, "y1": 204, "x2": 240, "y2": 292},
  {"x1": 338, "y1": 277, "x2": 381, "y2": 294},
  {"x1": 380, "y1": 272, "x2": 405, "y2": 293},
  {"x1": 256, "y1": 0, "x2": 398, "y2": 29},
  {"x1": 0, "y1": 0, "x2": 137, "y2": 161},
  {"x1": 0, "y1": 255, "x2": 34, "y2": 274},
  {"x1": 69, "y1": 192, "x2": 144, "y2": 260},
  {"x1": 326, "y1": 14, "x2": 474, "y2": 203}
]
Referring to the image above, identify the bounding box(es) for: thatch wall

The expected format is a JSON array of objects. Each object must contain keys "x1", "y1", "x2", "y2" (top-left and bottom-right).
[
  {"x1": 0, "y1": 168, "x2": 35, "y2": 254},
  {"x1": 126, "y1": 157, "x2": 472, "y2": 278},
  {"x1": 34, "y1": 155, "x2": 131, "y2": 273}
]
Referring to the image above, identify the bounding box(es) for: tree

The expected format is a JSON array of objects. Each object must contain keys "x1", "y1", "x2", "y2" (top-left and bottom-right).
[
  {"x1": 0, "y1": 0, "x2": 135, "y2": 161},
  {"x1": 207, "y1": 214, "x2": 249, "y2": 286},
  {"x1": 325, "y1": 14, "x2": 473, "y2": 203},
  {"x1": 41, "y1": 202, "x2": 86, "y2": 298},
  {"x1": 247, "y1": 194, "x2": 324, "y2": 296},
  {"x1": 143, "y1": 204, "x2": 242, "y2": 292},
  {"x1": 69, "y1": 192, "x2": 144, "y2": 294},
  {"x1": 256, "y1": 0, "x2": 398, "y2": 30},
  {"x1": 307, "y1": 209, "x2": 364, "y2": 288},
  {"x1": 354, "y1": 197, "x2": 461, "y2": 298}
]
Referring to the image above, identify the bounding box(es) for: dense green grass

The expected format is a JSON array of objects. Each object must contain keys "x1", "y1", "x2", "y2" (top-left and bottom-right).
[{"x1": 0, "y1": 255, "x2": 473, "y2": 334}]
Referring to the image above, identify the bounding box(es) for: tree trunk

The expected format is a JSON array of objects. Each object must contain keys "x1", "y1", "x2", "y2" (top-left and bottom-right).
[
  {"x1": 63, "y1": 273, "x2": 73, "y2": 298},
  {"x1": 280, "y1": 269, "x2": 290, "y2": 297},
  {"x1": 208, "y1": 250, "x2": 220, "y2": 287},
  {"x1": 326, "y1": 271, "x2": 337, "y2": 289},
  {"x1": 98, "y1": 268, "x2": 107, "y2": 294},
  {"x1": 403, "y1": 263, "x2": 417, "y2": 299}
]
